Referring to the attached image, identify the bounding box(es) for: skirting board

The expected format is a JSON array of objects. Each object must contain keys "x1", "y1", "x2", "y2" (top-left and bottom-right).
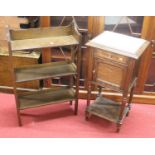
[
  {"x1": 0, "y1": 86, "x2": 155, "y2": 104},
  {"x1": 79, "y1": 90, "x2": 155, "y2": 105}
]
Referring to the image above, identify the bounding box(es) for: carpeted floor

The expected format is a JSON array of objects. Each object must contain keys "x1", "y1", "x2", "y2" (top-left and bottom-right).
[{"x1": 0, "y1": 93, "x2": 155, "y2": 138}]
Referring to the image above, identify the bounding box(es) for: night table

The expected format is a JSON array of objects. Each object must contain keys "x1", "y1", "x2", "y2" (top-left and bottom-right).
[{"x1": 86, "y1": 31, "x2": 150, "y2": 132}]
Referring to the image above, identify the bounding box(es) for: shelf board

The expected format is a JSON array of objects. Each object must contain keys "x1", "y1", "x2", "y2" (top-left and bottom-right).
[
  {"x1": 18, "y1": 87, "x2": 75, "y2": 110},
  {"x1": 9, "y1": 24, "x2": 81, "y2": 51},
  {"x1": 15, "y1": 61, "x2": 77, "y2": 83},
  {"x1": 86, "y1": 96, "x2": 129, "y2": 123},
  {"x1": 11, "y1": 35, "x2": 79, "y2": 51}
]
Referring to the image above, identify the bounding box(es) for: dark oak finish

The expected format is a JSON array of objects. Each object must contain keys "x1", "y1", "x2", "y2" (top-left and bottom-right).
[
  {"x1": 15, "y1": 61, "x2": 76, "y2": 82},
  {"x1": 86, "y1": 96, "x2": 129, "y2": 123},
  {"x1": 7, "y1": 21, "x2": 81, "y2": 126},
  {"x1": 86, "y1": 31, "x2": 149, "y2": 132},
  {"x1": 19, "y1": 87, "x2": 75, "y2": 110}
]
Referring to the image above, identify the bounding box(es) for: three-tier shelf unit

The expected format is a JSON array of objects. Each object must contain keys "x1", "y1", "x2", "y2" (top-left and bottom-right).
[{"x1": 7, "y1": 21, "x2": 81, "y2": 126}]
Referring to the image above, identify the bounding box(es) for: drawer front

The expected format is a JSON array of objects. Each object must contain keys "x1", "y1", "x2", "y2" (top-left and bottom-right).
[
  {"x1": 94, "y1": 60, "x2": 125, "y2": 87},
  {"x1": 94, "y1": 49, "x2": 128, "y2": 64}
]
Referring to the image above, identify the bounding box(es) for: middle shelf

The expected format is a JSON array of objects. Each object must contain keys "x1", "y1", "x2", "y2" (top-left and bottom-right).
[
  {"x1": 15, "y1": 61, "x2": 77, "y2": 83},
  {"x1": 18, "y1": 87, "x2": 75, "y2": 110}
]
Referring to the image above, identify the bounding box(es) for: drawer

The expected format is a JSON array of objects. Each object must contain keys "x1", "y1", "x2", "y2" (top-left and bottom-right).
[{"x1": 94, "y1": 49, "x2": 128, "y2": 64}]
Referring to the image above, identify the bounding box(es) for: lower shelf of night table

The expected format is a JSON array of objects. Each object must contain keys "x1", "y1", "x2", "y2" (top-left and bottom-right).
[
  {"x1": 15, "y1": 61, "x2": 77, "y2": 83},
  {"x1": 86, "y1": 96, "x2": 129, "y2": 123},
  {"x1": 18, "y1": 87, "x2": 75, "y2": 110}
]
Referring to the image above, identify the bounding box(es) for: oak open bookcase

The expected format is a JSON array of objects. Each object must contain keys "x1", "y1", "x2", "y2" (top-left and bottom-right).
[{"x1": 7, "y1": 21, "x2": 81, "y2": 126}]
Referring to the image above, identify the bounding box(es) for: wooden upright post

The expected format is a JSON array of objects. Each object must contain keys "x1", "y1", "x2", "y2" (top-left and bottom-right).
[
  {"x1": 40, "y1": 16, "x2": 52, "y2": 87},
  {"x1": 86, "y1": 16, "x2": 104, "y2": 89},
  {"x1": 88, "y1": 16, "x2": 104, "y2": 37},
  {"x1": 136, "y1": 16, "x2": 155, "y2": 93}
]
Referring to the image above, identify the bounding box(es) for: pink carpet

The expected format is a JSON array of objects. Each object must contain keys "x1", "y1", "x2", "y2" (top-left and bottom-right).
[{"x1": 0, "y1": 92, "x2": 155, "y2": 138}]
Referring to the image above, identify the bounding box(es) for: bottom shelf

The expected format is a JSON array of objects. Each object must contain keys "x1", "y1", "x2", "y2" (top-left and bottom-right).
[
  {"x1": 18, "y1": 87, "x2": 76, "y2": 110},
  {"x1": 86, "y1": 96, "x2": 129, "y2": 123}
]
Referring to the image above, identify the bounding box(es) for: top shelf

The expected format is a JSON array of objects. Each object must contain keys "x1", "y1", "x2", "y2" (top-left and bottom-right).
[{"x1": 8, "y1": 23, "x2": 81, "y2": 51}]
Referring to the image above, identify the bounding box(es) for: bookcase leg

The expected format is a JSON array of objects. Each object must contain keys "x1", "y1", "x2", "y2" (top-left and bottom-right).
[
  {"x1": 74, "y1": 99, "x2": 78, "y2": 115},
  {"x1": 116, "y1": 123, "x2": 122, "y2": 132},
  {"x1": 87, "y1": 82, "x2": 91, "y2": 106},
  {"x1": 17, "y1": 109, "x2": 22, "y2": 126},
  {"x1": 74, "y1": 74, "x2": 79, "y2": 115},
  {"x1": 69, "y1": 75, "x2": 74, "y2": 106},
  {"x1": 74, "y1": 45, "x2": 81, "y2": 115}
]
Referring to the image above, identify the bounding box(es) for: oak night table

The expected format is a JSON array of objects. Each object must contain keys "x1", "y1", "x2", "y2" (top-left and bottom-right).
[{"x1": 86, "y1": 31, "x2": 150, "y2": 132}]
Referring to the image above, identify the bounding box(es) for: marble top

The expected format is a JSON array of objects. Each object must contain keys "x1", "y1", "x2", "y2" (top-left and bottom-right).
[{"x1": 86, "y1": 31, "x2": 150, "y2": 59}]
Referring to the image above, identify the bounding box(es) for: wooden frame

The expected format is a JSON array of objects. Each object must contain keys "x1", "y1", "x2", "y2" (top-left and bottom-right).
[
  {"x1": 7, "y1": 21, "x2": 82, "y2": 126},
  {"x1": 85, "y1": 30, "x2": 149, "y2": 132}
]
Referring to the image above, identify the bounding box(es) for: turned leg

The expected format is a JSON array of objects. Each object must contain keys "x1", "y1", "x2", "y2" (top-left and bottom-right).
[
  {"x1": 74, "y1": 45, "x2": 81, "y2": 115},
  {"x1": 74, "y1": 74, "x2": 79, "y2": 115},
  {"x1": 69, "y1": 76, "x2": 74, "y2": 106},
  {"x1": 15, "y1": 96, "x2": 22, "y2": 126},
  {"x1": 74, "y1": 99, "x2": 78, "y2": 115},
  {"x1": 116, "y1": 122, "x2": 122, "y2": 133},
  {"x1": 117, "y1": 93, "x2": 128, "y2": 132},
  {"x1": 127, "y1": 85, "x2": 135, "y2": 116},
  {"x1": 87, "y1": 82, "x2": 91, "y2": 106},
  {"x1": 17, "y1": 109, "x2": 22, "y2": 126}
]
